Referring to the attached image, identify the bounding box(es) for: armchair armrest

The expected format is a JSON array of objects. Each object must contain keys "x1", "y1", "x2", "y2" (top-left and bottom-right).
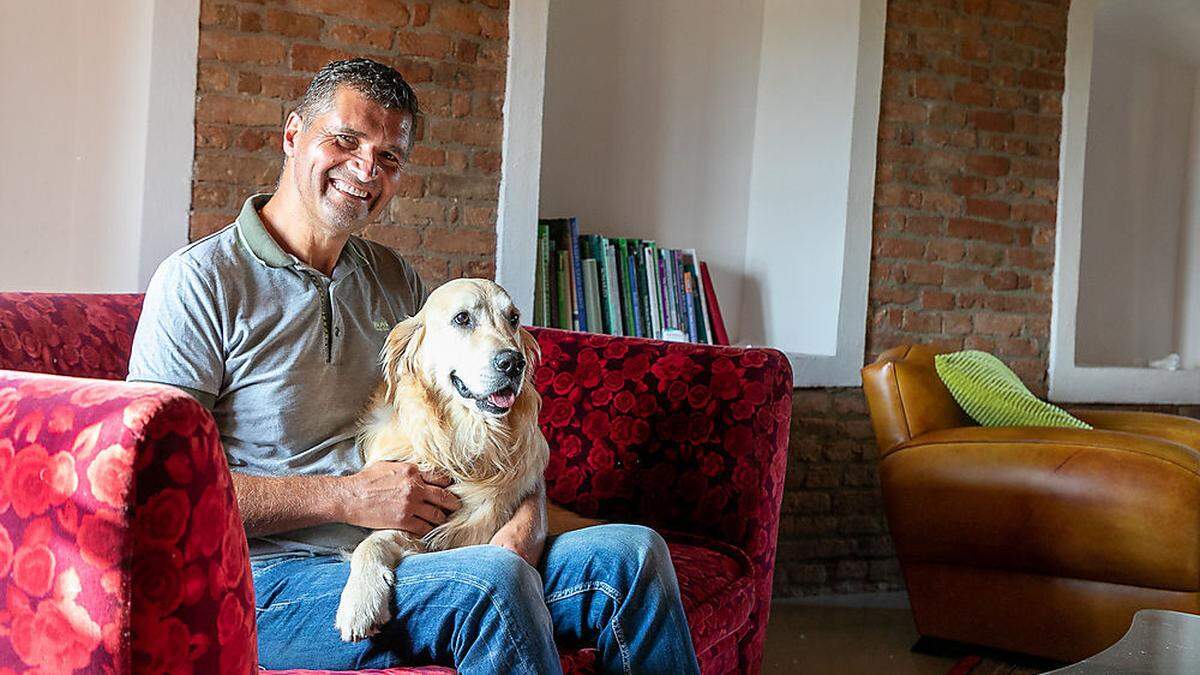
[
  {"x1": 1069, "y1": 409, "x2": 1200, "y2": 453},
  {"x1": 882, "y1": 426, "x2": 1200, "y2": 592},
  {"x1": 0, "y1": 370, "x2": 255, "y2": 673},
  {"x1": 529, "y1": 329, "x2": 792, "y2": 549}
]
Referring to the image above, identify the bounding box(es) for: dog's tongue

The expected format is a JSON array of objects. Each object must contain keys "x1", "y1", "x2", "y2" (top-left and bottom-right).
[{"x1": 488, "y1": 390, "x2": 516, "y2": 409}]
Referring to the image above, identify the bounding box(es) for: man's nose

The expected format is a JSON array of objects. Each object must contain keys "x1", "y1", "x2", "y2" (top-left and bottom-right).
[
  {"x1": 492, "y1": 350, "x2": 525, "y2": 377},
  {"x1": 348, "y1": 152, "x2": 378, "y2": 183}
]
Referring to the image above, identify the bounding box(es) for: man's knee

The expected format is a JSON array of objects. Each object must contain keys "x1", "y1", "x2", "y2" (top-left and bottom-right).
[
  {"x1": 468, "y1": 545, "x2": 544, "y2": 605},
  {"x1": 568, "y1": 524, "x2": 673, "y2": 575}
]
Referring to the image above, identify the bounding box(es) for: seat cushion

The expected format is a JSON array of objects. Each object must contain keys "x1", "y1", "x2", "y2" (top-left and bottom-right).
[{"x1": 261, "y1": 535, "x2": 752, "y2": 674}]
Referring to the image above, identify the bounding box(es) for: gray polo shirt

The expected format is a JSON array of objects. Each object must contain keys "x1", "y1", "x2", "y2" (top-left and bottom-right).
[{"x1": 128, "y1": 194, "x2": 426, "y2": 559}]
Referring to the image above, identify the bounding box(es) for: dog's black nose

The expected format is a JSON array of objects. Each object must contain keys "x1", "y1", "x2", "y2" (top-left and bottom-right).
[{"x1": 493, "y1": 349, "x2": 525, "y2": 376}]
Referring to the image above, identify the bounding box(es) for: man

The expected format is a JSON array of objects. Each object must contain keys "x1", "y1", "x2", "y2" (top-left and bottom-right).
[{"x1": 128, "y1": 58, "x2": 699, "y2": 673}]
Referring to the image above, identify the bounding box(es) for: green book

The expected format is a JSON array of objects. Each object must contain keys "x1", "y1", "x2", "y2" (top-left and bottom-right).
[
  {"x1": 534, "y1": 223, "x2": 549, "y2": 327},
  {"x1": 616, "y1": 239, "x2": 637, "y2": 337},
  {"x1": 604, "y1": 240, "x2": 624, "y2": 336},
  {"x1": 556, "y1": 251, "x2": 571, "y2": 329},
  {"x1": 634, "y1": 239, "x2": 653, "y2": 339}
]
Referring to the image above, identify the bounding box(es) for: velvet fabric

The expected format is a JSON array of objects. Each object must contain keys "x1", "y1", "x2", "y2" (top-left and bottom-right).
[{"x1": 0, "y1": 293, "x2": 791, "y2": 674}]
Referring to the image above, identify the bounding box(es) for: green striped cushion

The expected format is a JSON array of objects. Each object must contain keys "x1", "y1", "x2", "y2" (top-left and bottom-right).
[{"x1": 934, "y1": 350, "x2": 1091, "y2": 429}]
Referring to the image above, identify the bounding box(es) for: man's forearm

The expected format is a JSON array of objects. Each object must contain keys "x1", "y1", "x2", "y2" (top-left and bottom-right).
[
  {"x1": 231, "y1": 471, "x2": 348, "y2": 538},
  {"x1": 490, "y1": 482, "x2": 547, "y2": 566}
]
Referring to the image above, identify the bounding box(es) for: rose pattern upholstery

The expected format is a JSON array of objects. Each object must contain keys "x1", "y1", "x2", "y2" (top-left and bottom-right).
[{"x1": 0, "y1": 293, "x2": 791, "y2": 674}]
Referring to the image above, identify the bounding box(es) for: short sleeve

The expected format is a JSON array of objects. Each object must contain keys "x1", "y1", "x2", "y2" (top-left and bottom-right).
[{"x1": 127, "y1": 256, "x2": 225, "y2": 399}]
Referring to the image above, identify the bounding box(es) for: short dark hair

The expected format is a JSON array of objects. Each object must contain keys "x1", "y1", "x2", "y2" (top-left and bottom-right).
[{"x1": 294, "y1": 58, "x2": 420, "y2": 125}]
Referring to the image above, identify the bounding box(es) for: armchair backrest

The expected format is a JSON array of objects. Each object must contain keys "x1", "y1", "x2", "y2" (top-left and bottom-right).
[
  {"x1": 861, "y1": 344, "x2": 973, "y2": 455},
  {"x1": 0, "y1": 293, "x2": 143, "y2": 379}
]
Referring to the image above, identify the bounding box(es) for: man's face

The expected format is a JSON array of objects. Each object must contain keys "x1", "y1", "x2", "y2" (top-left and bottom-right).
[{"x1": 284, "y1": 86, "x2": 413, "y2": 235}]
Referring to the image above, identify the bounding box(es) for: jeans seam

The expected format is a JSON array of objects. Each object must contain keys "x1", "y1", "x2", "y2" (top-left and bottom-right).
[
  {"x1": 392, "y1": 572, "x2": 540, "y2": 674},
  {"x1": 544, "y1": 581, "x2": 631, "y2": 675}
]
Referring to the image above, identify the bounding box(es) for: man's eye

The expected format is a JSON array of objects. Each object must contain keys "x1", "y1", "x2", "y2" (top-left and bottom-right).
[
  {"x1": 453, "y1": 312, "x2": 471, "y2": 327},
  {"x1": 336, "y1": 135, "x2": 356, "y2": 147},
  {"x1": 381, "y1": 152, "x2": 398, "y2": 164}
]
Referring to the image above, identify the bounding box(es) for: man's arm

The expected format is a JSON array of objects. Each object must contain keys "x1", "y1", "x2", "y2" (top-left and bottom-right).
[
  {"x1": 233, "y1": 461, "x2": 461, "y2": 538},
  {"x1": 490, "y1": 481, "x2": 548, "y2": 566}
]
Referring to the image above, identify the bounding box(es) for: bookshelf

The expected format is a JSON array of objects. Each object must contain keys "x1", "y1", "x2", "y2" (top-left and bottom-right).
[{"x1": 496, "y1": 0, "x2": 886, "y2": 387}]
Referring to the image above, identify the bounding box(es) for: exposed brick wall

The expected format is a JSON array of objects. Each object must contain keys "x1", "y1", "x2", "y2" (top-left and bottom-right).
[
  {"x1": 774, "y1": 0, "x2": 1072, "y2": 597},
  {"x1": 190, "y1": 0, "x2": 507, "y2": 288}
]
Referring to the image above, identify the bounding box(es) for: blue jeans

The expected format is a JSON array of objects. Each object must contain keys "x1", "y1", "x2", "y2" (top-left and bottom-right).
[{"x1": 252, "y1": 524, "x2": 701, "y2": 674}]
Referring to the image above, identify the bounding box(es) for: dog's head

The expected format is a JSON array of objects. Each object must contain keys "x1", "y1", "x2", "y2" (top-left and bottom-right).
[{"x1": 381, "y1": 278, "x2": 540, "y2": 418}]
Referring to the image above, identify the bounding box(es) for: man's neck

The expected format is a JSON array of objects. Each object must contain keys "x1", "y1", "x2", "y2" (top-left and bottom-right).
[{"x1": 259, "y1": 189, "x2": 347, "y2": 277}]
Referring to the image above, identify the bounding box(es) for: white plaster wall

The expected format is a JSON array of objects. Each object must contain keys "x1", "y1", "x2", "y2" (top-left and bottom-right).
[
  {"x1": 538, "y1": 0, "x2": 766, "y2": 339},
  {"x1": 1075, "y1": 20, "x2": 1199, "y2": 366},
  {"x1": 0, "y1": 0, "x2": 195, "y2": 293},
  {"x1": 740, "y1": 0, "x2": 867, "y2": 354},
  {"x1": 1180, "y1": 81, "x2": 1200, "y2": 368}
]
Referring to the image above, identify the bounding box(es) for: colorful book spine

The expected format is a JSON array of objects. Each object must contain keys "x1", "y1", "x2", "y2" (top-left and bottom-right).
[
  {"x1": 627, "y1": 254, "x2": 643, "y2": 337},
  {"x1": 683, "y1": 250, "x2": 711, "y2": 344},
  {"x1": 604, "y1": 241, "x2": 624, "y2": 336},
  {"x1": 682, "y1": 270, "x2": 698, "y2": 342},
  {"x1": 568, "y1": 218, "x2": 587, "y2": 332},
  {"x1": 556, "y1": 251, "x2": 571, "y2": 330},
  {"x1": 617, "y1": 240, "x2": 637, "y2": 336},
  {"x1": 699, "y1": 261, "x2": 729, "y2": 345},
  {"x1": 658, "y1": 250, "x2": 675, "y2": 332},
  {"x1": 644, "y1": 242, "x2": 662, "y2": 339},
  {"x1": 547, "y1": 234, "x2": 558, "y2": 328},
  {"x1": 673, "y1": 251, "x2": 690, "y2": 341},
  {"x1": 582, "y1": 259, "x2": 603, "y2": 335},
  {"x1": 534, "y1": 223, "x2": 549, "y2": 327}
]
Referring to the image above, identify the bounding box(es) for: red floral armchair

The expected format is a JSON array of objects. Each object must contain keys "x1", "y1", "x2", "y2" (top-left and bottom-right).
[{"x1": 0, "y1": 292, "x2": 792, "y2": 674}]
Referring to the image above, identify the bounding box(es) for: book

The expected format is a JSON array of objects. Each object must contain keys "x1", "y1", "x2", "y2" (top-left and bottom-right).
[
  {"x1": 616, "y1": 239, "x2": 637, "y2": 336},
  {"x1": 534, "y1": 223, "x2": 549, "y2": 327},
  {"x1": 673, "y1": 250, "x2": 690, "y2": 341},
  {"x1": 542, "y1": 219, "x2": 582, "y2": 331},
  {"x1": 632, "y1": 240, "x2": 652, "y2": 338},
  {"x1": 582, "y1": 259, "x2": 603, "y2": 335},
  {"x1": 556, "y1": 251, "x2": 571, "y2": 329},
  {"x1": 568, "y1": 218, "x2": 587, "y2": 332},
  {"x1": 660, "y1": 248, "x2": 678, "y2": 333},
  {"x1": 604, "y1": 241, "x2": 624, "y2": 336},
  {"x1": 699, "y1": 261, "x2": 729, "y2": 345},
  {"x1": 682, "y1": 269, "x2": 698, "y2": 342},
  {"x1": 683, "y1": 250, "x2": 711, "y2": 344},
  {"x1": 627, "y1": 254, "x2": 643, "y2": 337},
  {"x1": 547, "y1": 234, "x2": 558, "y2": 328},
  {"x1": 644, "y1": 242, "x2": 662, "y2": 339}
]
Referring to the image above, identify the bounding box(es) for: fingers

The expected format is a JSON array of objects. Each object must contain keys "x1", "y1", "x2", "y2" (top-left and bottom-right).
[
  {"x1": 419, "y1": 469, "x2": 452, "y2": 487},
  {"x1": 417, "y1": 483, "x2": 461, "y2": 513},
  {"x1": 400, "y1": 515, "x2": 434, "y2": 537},
  {"x1": 410, "y1": 501, "x2": 449, "y2": 527}
]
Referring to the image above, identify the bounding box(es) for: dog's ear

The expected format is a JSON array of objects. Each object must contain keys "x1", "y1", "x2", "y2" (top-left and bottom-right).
[
  {"x1": 517, "y1": 327, "x2": 541, "y2": 384},
  {"x1": 381, "y1": 314, "x2": 425, "y2": 401}
]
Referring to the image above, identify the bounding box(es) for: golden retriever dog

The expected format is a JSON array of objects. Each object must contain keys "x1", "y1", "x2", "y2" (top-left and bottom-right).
[{"x1": 334, "y1": 278, "x2": 548, "y2": 642}]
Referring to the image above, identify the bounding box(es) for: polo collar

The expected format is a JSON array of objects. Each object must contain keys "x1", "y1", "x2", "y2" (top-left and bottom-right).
[{"x1": 236, "y1": 193, "x2": 372, "y2": 271}]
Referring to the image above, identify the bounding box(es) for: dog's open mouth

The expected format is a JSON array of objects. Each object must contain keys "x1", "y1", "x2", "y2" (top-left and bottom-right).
[{"x1": 450, "y1": 372, "x2": 517, "y2": 414}]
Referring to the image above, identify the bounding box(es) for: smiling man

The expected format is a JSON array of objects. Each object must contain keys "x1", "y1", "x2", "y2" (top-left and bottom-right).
[{"x1": 127, "y1": 59, "x2": 699, "y2": 673}]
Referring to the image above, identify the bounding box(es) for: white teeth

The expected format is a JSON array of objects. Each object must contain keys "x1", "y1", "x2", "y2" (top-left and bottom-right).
[{"x1": 332, "y1": 179, "x2": 368, "y2": 198}]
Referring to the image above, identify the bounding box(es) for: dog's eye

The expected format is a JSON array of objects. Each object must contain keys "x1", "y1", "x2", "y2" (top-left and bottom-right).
[
  {"x1": 508, "y1": 314, "x2": 520, "y2": 328},
  {"x1": 453, "y1": 311, "x2": 471, "y2": 327}
]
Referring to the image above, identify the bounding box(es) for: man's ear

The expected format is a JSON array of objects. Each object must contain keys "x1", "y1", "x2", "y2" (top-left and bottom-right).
[
  {"x1": 282, "y1": 111, "x2": 304, "y2": 158},
  {"x1": 381, "y1": 314, "x2": 425, "y2": 402}
]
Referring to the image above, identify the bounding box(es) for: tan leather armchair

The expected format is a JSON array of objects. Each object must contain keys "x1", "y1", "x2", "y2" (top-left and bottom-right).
[{"x1": 862, "y1": 344, "x2": 1200, "y2": 662}]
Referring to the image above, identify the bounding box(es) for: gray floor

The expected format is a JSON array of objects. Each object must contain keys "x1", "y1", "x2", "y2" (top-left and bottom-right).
[{"x1": 762, "y1": 595, "x2": 958, "y2": 675}]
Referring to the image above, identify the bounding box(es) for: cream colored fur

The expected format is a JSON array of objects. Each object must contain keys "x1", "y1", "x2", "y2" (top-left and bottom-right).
[{"x1": 335, "y1": 279, "x2": 549, "y2": 642}]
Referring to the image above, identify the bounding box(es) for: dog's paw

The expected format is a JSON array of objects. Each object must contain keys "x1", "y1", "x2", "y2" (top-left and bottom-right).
[{"x1": 335, "y1": 566, "x2": 393, "y2": 642}]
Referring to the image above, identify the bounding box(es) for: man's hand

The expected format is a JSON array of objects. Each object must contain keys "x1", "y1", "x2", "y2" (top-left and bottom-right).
[
  {"x1": 338, "y1": 461, "x2": 461, "y2": 537},
  {"x1": 489, "y1": 483, "x2": 547, "y2": 567}
]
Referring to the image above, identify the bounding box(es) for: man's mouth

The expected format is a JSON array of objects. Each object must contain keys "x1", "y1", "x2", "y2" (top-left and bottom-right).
[
  {"x1": 330, "y1": 178, "x2": 371, "y2": 201},
  {"x1": 450, "y1": 372, "x2": 518, "y2": 415}
]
